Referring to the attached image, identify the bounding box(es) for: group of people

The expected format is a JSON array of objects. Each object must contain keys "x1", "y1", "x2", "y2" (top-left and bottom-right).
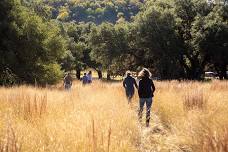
[
  {"x1": 123, "y1": 68, "x2": 155, "y2": 127},
  {"x1": 63, "y1": 71, "x2": 92, "y2": 90},
  {"x1": 64, "y1": 68, "x2": 155, "y2": 127},
  {"x1": 82, "y1": 71, "x2": 93, "y2": 85}
]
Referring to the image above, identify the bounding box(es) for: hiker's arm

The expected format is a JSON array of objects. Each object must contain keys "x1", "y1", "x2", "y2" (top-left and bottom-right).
[
  {"x1": 70, "y1": 77, "x2": 73, "y2": 85},
  {"x1": 151, "y1": 80, "x2": 155, "y2": 93},
  {"x1": 123, "y1": 79, "x2": 126, "y2": 88},
  {"x1": 134, "y1": 79, "x2": 138, "y2": 89},
  {"x1": 138, "y1": 80, "x2": 142, "y2": 94}
]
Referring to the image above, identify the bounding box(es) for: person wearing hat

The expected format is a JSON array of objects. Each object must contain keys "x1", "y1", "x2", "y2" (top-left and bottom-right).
[{"x1": 123, "y1": 71, "x2": 138, "y2": 103}]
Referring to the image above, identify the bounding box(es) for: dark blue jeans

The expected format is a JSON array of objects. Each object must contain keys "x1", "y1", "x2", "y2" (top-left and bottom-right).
[{"x1": 138, "y1": 98, "x2": 153, "y2": 126}]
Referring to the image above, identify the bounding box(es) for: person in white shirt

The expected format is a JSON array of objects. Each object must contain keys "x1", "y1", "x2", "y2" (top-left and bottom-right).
[{"x1": 87, "y1": 71, "x2": 92, "y2": 83}]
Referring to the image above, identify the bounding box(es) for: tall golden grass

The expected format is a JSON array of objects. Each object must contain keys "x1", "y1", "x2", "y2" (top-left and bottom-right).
[{"x1": 0, "y1": 80, "x2": 227, "y2": 152}]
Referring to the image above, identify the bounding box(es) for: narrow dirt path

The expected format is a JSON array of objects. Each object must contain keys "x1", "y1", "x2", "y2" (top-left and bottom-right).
[
  {"x1": 137, "y1": 113, "x2": 189, "y2": 152},
  {"x1": 138, "y1": 113, "x2": 167, "y2": 152}
]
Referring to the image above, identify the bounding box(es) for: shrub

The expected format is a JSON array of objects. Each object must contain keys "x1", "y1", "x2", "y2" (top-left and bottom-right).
[
  {"x1": 0, "y1": 68, "x2": 18, "y2": 86},
  {"x1": 37, "y1": 63, "x2": 64, "y2": 85}
]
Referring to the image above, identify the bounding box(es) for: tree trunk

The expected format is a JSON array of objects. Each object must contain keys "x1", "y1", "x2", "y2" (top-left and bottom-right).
[
  {"x1": 76, "y1": 69, "x2": 81, "y2": 80},
  {"x1": 185, "y1": 58, "x2": 204, "y2": 80},
  {"x1": 97, "y1": 70, "x2": 102, "y2": 79},
  {"x1": 107, "y1": 72, "x2": 111, "y2": 81},
  {"x1": 218, "y1": 71, "x2": 223, "y2": 80},
  {"x1": 220, "y1": 64, "x2": 227, "y2": 80}
]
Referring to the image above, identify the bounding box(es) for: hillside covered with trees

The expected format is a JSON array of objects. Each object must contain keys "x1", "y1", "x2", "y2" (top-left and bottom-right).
[
  {"x1": 23, "y1": 0, "x2": 144, "y2": 24},
  {"x1": 0, "y1": 0, "x2": 227, "y2": 85}
]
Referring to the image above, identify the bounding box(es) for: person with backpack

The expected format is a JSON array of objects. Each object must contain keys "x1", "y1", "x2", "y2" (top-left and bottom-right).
[
  {"x1": 64, "y1": 73, "x2": 73, "y2": 90},
  {"x1": 123, "y1": 71, "x2": 138, "y2": 103},
  {"x1": 138, "y1": 68, "x2": 156, "y2": 127}
]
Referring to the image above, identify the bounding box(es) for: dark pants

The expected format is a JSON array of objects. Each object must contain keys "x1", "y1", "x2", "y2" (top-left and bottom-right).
[
  {"x1": 125, "y1": 89, "x2": 134, "y2": 103},
  {"x1": 138, "y1": 98, "x2": 153, "y2": 126},
  {"x1": 64, "y1": 83, "x2": 72, "y2": 90}
]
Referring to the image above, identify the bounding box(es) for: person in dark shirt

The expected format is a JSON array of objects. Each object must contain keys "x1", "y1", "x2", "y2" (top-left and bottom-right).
[
  {"x1": 123, "y1": 71, "x2": 138, "y2": 103},
  {"x1": 138, "y1": 68, "x2": 156, "y2": 127},
  {"x1": 82, "y1": 73, "x2": 88, "y2": 85}
]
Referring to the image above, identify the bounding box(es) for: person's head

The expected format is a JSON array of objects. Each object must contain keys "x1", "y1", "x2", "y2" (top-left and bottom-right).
[
  {"x1": 84, "y1": 73, "x2": 87, "y2": 76},
  {"x1": 125, "y1": 70, "x2": 132, "y2": 77},
  {"x1": 88, "y1": 71, "x2": 92, "y2": 75},
  {"x1": 138, "y1": 68, "x2": 151, "y2": 79},
  {"x1": 65, "y1": 73, "x2": 70, "y2": 76}
]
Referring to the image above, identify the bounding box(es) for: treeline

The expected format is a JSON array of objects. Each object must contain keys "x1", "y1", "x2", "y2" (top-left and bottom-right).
[
  {"x1": 0, "y1": 0, "x2": 228, "y2": 85},
  {"x1": 88, "y1": 0, "x2": 228, "y2": 80},
  {"x1": 0, "y1": 0, "x2": 67, "y2": 85},
  {"x1": 23, "y1": 0, "x2": 144, "y2": 24}
]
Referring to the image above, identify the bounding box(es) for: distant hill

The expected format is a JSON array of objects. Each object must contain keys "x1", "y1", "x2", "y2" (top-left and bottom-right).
[{"x1": 25, "y1": 0, "x2": 145, "y2": 24}]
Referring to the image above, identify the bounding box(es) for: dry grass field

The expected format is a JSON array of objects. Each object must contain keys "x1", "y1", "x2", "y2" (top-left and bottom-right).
[{"x1": 0, "y1": 80, "x2": 227, "y2": 152}]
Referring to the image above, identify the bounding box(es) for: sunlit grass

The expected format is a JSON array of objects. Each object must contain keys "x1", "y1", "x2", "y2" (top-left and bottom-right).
[{"x1": 0, "y1": 80, "x2": 227, "y2": 152}]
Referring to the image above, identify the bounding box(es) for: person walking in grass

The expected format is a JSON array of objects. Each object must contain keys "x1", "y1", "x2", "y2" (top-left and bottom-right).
[
  {"x1": 138, "y1": 68, "x2": 156, "y2": 127},
  {"x1": 123, "y1": 71, "x2": 138, "y2": 103},
  {"x1": 87, "y1": 71, "x2": 92, "y2": 83},
  {"x1": 82, "y1": 73, "x2": 88, "y2": 85},
  {"x1": 64, "y1": 73, "x2": 73, "y2": 90}
]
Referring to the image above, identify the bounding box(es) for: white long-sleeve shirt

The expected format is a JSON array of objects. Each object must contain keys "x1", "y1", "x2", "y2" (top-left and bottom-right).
[{"x1": 87, "y1": 74, "x2": 92, "y2": 82}]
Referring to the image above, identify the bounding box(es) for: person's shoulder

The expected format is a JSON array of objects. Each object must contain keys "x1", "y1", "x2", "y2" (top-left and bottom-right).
[{"x1": 130, "y1": 76, "x2": 135, "y2": 80}]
